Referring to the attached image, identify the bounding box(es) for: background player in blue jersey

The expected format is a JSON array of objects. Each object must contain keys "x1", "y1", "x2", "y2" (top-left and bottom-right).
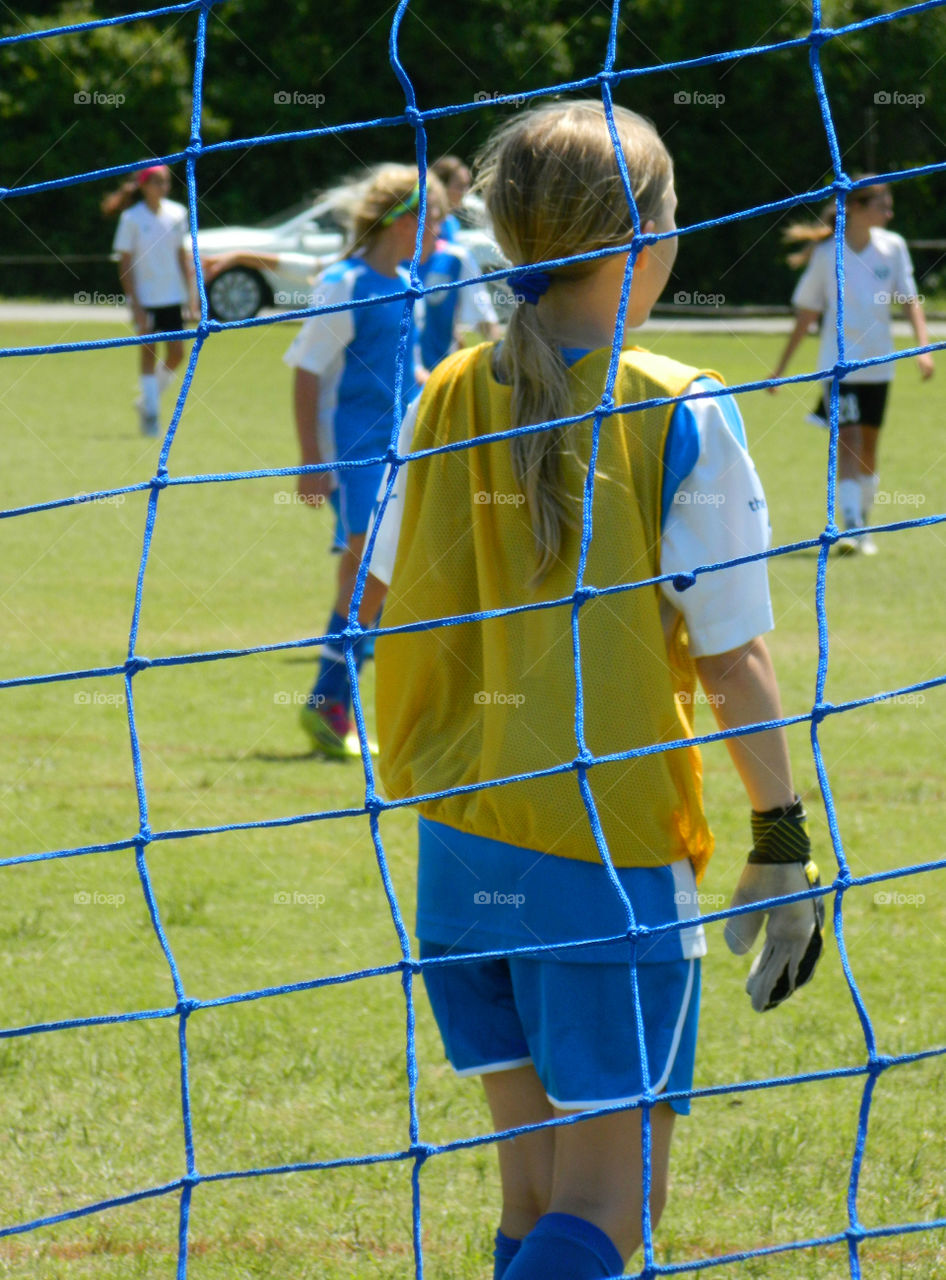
[
  {"x1": 769, "y1": 181, "x2": 933, "y2": 554},
  {"x1": 417, "y1": 233, "x2": 501, "y2": 370},
  {"x1": 369, "y1": 103, "x2": 824, "y2": 1280},
  {"x1": 431, "y1": 154, "x2": 472, "y2": 242},
  {"x1": 283, "y1": 164, "x2": 445, "y2": 757}
]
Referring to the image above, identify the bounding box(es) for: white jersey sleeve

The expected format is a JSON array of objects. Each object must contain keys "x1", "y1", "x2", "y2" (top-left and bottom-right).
[
  {"x1": 453, "y1": 247, "x2": 499, "y2": 329},
  {"x1": 791, "y1": 242, "x2": 831, "y2": 313},
  {"x1": 112, "y1": 209, "x2": 138, "y2": 256},
  {"x1": 364, "y1": 396, "x2": 421, "y2": 585},
  {"x1": 282, "y1": 271, "x2": 355, "y2": 375},
  {"x1": 659, "y1": 385, "x2": 775, "y2": 657},
  {"x1": 890, "y1": 233, "x2": 920, "y2": 302}
]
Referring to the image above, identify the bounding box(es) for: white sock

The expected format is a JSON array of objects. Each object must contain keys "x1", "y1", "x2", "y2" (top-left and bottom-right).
[
  {"x1": 156, "y1": 363, "x2": 177, "y2": 396},
  {"x1": 860, "y1": 473, "x2": 879, "y2": 525},
  {"x1": 838, "y1": 477, "x2": 862, "y2": 530},
  {"x1": 140, "y1": 374, "x2": 159, "y2": 415}
]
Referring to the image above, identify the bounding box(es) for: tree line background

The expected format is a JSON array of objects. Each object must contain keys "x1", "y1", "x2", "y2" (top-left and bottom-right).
[{"x1": 1, "y1": 0, "x2": 944, "y2": 305}]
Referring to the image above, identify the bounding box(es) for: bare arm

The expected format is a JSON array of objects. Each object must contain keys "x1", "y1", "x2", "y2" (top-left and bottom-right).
[
  {"x1": 203, "y1": 250, "x2": 281, "y2": 282},
  {"x1": 293, "y1": 368, "x2": 332, "y2": 506},
  {"x1": 903, "y1": 297, "x2": 934, "y2": 380},
  {"x1": 178, "y1": 244, "x2": 198, "y2": 319},
  {"x1": 768, "y1": 307, "x2": 821, "y2": 391},
  {"x1": 118, "y1": 252, "x2": 147, "y2": 333},
  {"x1": 694, "y1": 636, "x2": 795, "y2": 812}
]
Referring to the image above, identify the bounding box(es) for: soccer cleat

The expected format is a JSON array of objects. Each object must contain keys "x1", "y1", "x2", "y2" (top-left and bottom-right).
[
  {"x1": 299, "y1": 699, "x2": 352, "y2": 759},
  {"x1": 835, "y1": 533, "x2": 859, "y2": 555},
  {"x1": 140, "y1": 408, "x2": 160, "y2": 436},
  {"x1": 859, "y1": 532, "x2": 878, "y2": 556},
  {"x1": 344, "y1": 729, "x2": 379, "y2": 758}
]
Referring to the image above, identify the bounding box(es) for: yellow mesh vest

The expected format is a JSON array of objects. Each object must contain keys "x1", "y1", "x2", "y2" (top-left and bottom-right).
[{"x1": 376, "y1": 343, "x2": 718, "y2": 880}]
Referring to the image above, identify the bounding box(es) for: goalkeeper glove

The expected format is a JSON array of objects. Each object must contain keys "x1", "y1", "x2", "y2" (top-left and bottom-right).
[{"x1": 724, "y1": 797, "x2": 825, "y2": 1012}]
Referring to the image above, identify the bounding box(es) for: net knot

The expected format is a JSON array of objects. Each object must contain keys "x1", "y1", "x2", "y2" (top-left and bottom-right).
[
  {"x1": 598, "y1": 392, "x2": 616, "y2": 414},
  {"x1": 125, "y1": 656, "x2": 151, "y2": 676},
  {"x1": 150, "y1": 471, "x2": 170, "y2": 491},
  {"x1": 808, "y1": 27, "x2": 833, "y2": 49},
  {"x1": 572, "y1": 749, "x2": 595, "y2": 770},
  {"x1": 404, "y1": 106, "x2": 422, "y2": 127},
  {"x1": 573, "y1": 585, "x2": 597, "y2": 605},
  {"x1": 176, "y1": 997, "x2": 200, "y2": 1017},
  {"x1": 810, "y1": 701, "x2": 833, "y2": 724},
  {"x1": 135, "y1": 825, "x2": 153, "y2": 847},
  {"x1": 672, "y1": 572, "x2": 696, "y2": 593}
]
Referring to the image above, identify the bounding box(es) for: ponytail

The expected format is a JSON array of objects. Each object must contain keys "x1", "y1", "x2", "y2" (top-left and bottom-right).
[{"x1": 101, "y1": 179, "x2": 142, "y2": 218}]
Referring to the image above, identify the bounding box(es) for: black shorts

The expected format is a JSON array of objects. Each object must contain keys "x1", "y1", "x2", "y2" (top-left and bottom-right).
[
  {"x1": 144, "y1": 304, "x2": 185, "y2": 334},
  {"x1": 812, "y1": 381, "x2": 889, "y2": 430}
]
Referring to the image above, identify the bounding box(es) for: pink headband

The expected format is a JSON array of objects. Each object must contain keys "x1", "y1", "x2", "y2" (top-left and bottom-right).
[{"x1": 136, "y1": 165, "x2": 170, "y2": 187}]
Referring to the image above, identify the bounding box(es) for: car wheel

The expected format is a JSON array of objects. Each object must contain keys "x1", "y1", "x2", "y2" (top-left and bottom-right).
[{"x1": 207, "y1": 267, "x2": 268, "y2": 322}]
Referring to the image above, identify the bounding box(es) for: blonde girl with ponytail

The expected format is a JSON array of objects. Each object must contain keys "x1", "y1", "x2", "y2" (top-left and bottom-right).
[
  {"x1": 371, "y1": 100, "x2": 821, "y2": 1279},
  {"x1": 283, "y1": 163, "x2": 446, "y2": 757}
]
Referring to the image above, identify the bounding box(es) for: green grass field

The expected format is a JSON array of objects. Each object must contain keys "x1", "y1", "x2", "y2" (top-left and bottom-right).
[{"x1": 0, "y1": 317, "x2": 944, "y2": 1279}]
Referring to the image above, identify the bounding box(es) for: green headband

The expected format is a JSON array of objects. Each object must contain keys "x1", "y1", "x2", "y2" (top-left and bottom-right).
[{"x1": 380, "y1": 183, "x2": 421, "y2": 226}]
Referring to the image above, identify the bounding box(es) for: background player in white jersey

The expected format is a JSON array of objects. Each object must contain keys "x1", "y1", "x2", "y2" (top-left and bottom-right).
[
  {"x1": 769, "y1": 181, "x2": 933, "y2": 554},
  {"x1": 282, "y1": 164, "x2": 443, "y2": 758},
  {"x1": 369, "y1": 101, "x2": 824, "y2": 1280},
  {"x1": 104, "y1": 165, "x2": 196, "y2": 436}
]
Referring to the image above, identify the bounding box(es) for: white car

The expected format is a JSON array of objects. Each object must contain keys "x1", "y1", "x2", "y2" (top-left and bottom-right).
[{"x1": 196, "y1": 194, "x2": 509, "y2": 323}]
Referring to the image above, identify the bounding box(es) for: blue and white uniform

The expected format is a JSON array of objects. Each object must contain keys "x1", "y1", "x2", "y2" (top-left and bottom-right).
[
  {"x1": 283, "y1": 257, "x2": 424, "y2": 538},
  {"x1": 371, "y1": 365, "x2": 773, "y2": 1111},
  {"x1": 418, "y1": 241, "x2": 498, "y2": 369}
]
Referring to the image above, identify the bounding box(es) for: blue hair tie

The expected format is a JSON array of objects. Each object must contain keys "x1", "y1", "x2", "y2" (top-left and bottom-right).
[{"x1": 507, "y1": 268, "x2": 552, "y2": 306}]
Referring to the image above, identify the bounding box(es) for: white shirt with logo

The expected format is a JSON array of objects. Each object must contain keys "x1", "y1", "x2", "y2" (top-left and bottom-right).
[{"x1": 112, "y1": 198, "x2": 190, "y2": 307}]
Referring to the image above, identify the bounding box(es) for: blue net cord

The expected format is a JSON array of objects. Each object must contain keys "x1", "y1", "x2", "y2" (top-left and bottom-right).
[{"x1": 1, "y1": 0, "x2": 945, "y2": 1276}]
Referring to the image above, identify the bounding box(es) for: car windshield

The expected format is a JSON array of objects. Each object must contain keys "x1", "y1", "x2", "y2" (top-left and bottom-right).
[{"x1": 256, "y1": 200, "x2": 346, "y2": 234}]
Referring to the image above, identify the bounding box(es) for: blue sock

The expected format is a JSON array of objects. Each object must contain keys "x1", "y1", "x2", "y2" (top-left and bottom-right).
[
  {"x1": 494, "y1": 1228, "x2": 522, "y2": 1279},
  {"x1": 312, "y1": 610, "x2": 351, "y2": 709},
  {"x1": 504, "y1": 1213, "x2": 623, "y2": 1279}
]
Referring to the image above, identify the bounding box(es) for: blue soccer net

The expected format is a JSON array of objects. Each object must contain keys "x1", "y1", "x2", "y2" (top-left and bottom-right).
[{"x1": 1, "y1": 1, "x2": 945, "y2": 1277}]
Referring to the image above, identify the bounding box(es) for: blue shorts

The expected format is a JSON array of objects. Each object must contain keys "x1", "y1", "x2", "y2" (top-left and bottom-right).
[
  {"x1": 332, "y1": 460, "x2": 387, "y2": 542},
  {"x1": 419, "y1": 941, "x2": 700, "y2": 1115}
]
